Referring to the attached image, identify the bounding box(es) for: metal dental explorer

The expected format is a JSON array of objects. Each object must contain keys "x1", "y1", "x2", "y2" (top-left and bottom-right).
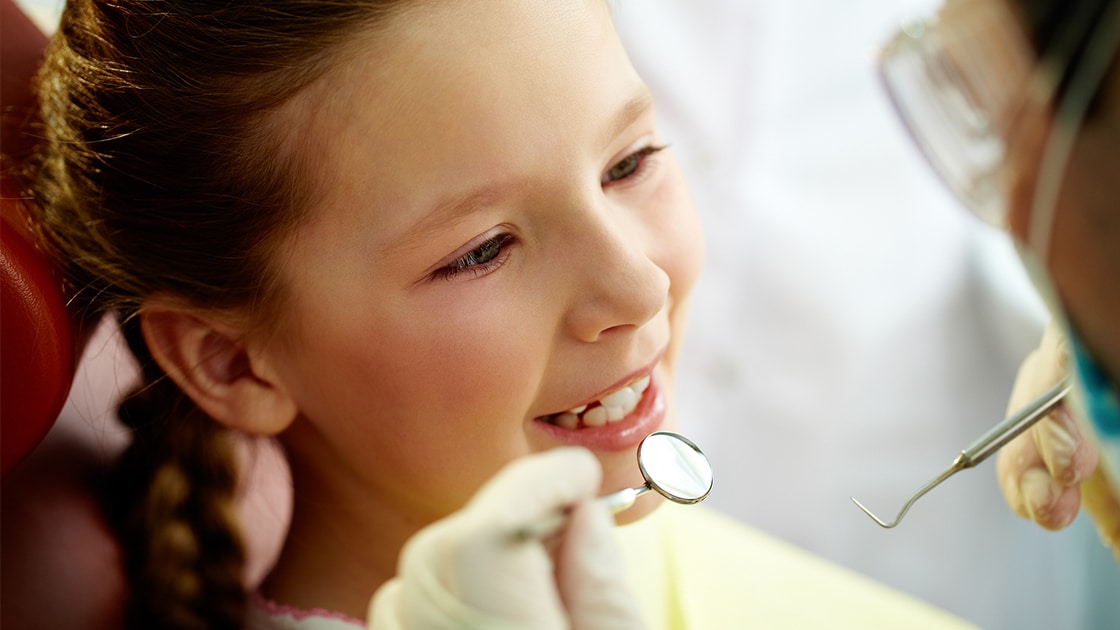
[{"x1": 851, "y1": 379, "x2": 1071, "y2": 528}]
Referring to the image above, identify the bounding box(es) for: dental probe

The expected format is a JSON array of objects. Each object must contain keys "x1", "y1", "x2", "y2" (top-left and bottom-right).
[{"x1": 852, "y1": 379, "x2": 1071, "y2": 528}]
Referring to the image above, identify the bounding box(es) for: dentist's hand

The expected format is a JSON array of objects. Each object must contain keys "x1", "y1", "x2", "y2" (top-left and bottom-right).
[
  {"x1": 368, "y1": 447, "x2": 647, "y2": 629},
  {"x1": 996, "y1": 322, "x2": 1120, "y2": 558}
]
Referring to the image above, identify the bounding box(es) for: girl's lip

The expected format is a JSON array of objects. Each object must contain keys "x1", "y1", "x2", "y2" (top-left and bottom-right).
[
  {"x1": 546, "y1": 349, "x2": 667, "y2": 414},
  {"x1": 532, "y1": 368, "x2": 667, "y2": 452}
]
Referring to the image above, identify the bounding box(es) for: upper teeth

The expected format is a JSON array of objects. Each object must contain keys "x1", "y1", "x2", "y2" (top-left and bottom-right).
[{"x1": 553, "y1": 375, "x2": 651, "y2": 428}]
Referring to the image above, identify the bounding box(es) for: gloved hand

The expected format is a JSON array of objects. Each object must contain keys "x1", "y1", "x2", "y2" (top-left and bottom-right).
[
  {"x1": 368, "y1": 447, "x2": 648, "y2": 629},
  {"x1": 996, "y1": 322, "x2": 1120, "y2": 558}
]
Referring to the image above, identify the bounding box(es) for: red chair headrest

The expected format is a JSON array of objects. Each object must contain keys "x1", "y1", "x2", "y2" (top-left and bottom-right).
[
  {"x1": 1, "y1": 186, "x2": 78, "y2": 476},
  {"x1": 1, "y1": 0, "x2": 79, "y2": 476}
]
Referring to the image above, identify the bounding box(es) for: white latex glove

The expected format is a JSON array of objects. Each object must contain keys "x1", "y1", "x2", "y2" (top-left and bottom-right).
[
  {"x1": 368, "y1": 447, "x2": 648, "y2": 629},
  {"x1": 996, "y1": 322, "x2": 1120, "y2": 559}
]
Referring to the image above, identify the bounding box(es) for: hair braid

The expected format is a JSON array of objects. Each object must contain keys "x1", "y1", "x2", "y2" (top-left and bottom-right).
[
  {"x1": 108, "y1": 318, "x2": 247, "y2": 629},
  {"x1": 25, "y1": 1, "x2": 408, "y2": 626}
]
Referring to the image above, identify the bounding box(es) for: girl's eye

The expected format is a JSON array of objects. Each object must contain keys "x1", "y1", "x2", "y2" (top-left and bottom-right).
[
  {"x1": 433, "y1": 232, "x2": 514, "y2": 281},
  {"x1": 602, "y1": 145, "x2": 666, "y2": 186}
]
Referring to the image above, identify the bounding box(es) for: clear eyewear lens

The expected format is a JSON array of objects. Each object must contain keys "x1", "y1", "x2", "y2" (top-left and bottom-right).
[{"x1": 878, "y1": 3, "x2": 1034, "y2": 227}]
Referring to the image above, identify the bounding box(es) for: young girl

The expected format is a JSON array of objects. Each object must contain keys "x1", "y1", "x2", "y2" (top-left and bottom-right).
[
  {"x1": 29, "y1": 0, "x2": 702, "y2": 626},
  {"x1": 23, "y1": 0, "x2": 987, "y2": 627}
]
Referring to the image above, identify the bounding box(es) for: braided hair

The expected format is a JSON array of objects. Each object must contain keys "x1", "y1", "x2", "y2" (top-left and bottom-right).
[{"x1": 27, "y1": 1, "x2": 407, "y2": 627}]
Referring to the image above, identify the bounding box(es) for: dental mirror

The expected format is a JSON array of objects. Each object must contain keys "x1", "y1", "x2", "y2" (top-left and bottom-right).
[
  {"x1": 636, "y1": 431, "x2": 713, "y2": 504},
  {"x1": 516, "y1": 431, "x2": 713, "y2": 540}
]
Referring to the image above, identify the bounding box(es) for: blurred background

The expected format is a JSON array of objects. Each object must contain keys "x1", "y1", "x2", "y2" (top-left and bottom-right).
[
  {"x1": 610, "y1": 1, "x2": 1120, "y2": 629},
  {"x1": 14, "y1": 0, "x2": 1120, "y2": 628}
]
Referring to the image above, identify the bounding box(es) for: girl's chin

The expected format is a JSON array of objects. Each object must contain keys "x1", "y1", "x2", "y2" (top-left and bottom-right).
[{"x1": 594, "y1": 409, "x2": 680, "y2": 526}]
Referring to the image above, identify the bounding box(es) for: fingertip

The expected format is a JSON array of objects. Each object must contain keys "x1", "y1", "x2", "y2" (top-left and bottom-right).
[
  {"x1": 547, "y1": 446, "x2": 603, "y2": 487},
  {"x1": 996, "y1": 432, "x2": 1044, "y2": 518},
  {"x1": 523, "y1": 447, "x2": 604, "y2": 513},
  {"x1": 1069, "y1": 425, "x2": 1099, "y2": 486},
  {"x1": 1045, "y1": 406, "x2": 1098, "y2": 486},
  {"x1": 1043, "y1": 488, "x2": 1081, "y2": 531},
  {"x1": 1000, "y1": 468, "x2": 1027, "y2": 518},
  {"x1": 1021, "y1": 468, "x2": 1080, "y2": 530},
  {"x1": 466, "y1": 448, "x2": 604, "y2": 531},
  {"x1": 1037, "y1": 409, "x2": 1082, "y2": 485}
]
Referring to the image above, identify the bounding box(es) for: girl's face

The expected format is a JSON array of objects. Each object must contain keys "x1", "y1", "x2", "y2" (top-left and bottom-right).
[{"x1": 265, "y1": 0, "x2": 703, "y2": 526}]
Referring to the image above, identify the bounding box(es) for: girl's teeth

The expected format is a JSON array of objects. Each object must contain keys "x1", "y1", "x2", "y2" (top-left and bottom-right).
[
  {"x1": 582, "y1": 406, "x2": 609, "y2": 427},
  {"x1": 599, "y1": 386, "x2": 639, "y2": 410},
  {"x1": 633, "y1": 375, "x2": 651, "y2": 393},
  {"x1": 554, "y1": 412, "x2": 581, "y2": 429},
  {"x1": 553, "y1": 374, "x2": 651, "y2": 428},
  {"x1": 604, "y1": 405, "x2": 626, "y2": 422}
]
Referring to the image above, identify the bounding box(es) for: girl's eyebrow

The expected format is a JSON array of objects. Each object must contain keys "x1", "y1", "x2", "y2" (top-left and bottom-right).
[
  {"x1": 401, "y1": 183, "x2": 522, "y2": 246},
  {"x1": 401, "y1": 85, "x2": 656, "y2": 245},
  {"x1": 603, "y1": 85, "x2": 655, "y2": 145}
]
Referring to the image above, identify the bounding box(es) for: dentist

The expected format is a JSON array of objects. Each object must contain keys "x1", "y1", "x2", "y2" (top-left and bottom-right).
[{"x1": 878, "y1": 0, "x2": 1120, "y2": 556}]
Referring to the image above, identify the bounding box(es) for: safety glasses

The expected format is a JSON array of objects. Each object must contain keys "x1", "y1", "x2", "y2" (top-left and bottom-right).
[{"x1": 877, "y1": 0, "x2": 1119, "y2": 236}]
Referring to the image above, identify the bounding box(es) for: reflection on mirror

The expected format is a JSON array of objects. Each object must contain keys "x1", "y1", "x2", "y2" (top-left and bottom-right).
[{"x1": 638, "y1": 431, "x2": 713, "y2": 504}]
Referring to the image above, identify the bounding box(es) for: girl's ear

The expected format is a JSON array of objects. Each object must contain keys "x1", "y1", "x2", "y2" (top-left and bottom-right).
[{"x1": 139, "y1": 303, "x2": 297, "y2": 436}]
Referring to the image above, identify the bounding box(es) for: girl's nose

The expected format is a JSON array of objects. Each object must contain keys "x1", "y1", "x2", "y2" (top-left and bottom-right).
[{"x1": 561, "y1": 208, "x2": 670, "y2": 343}]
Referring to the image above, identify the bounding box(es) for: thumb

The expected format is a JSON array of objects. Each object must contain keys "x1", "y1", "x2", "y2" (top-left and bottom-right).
[{"x1": 556, "y1": 499, "x2": 647, "y2": 630}]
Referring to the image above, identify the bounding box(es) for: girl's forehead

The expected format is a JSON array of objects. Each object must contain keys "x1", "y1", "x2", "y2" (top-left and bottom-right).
[
  {"x1": 314, "y1": 0, "x2": 620, "y2": 124},
  {"x1": 281, "y1": 0, "x2": 642, "y2": 234}
]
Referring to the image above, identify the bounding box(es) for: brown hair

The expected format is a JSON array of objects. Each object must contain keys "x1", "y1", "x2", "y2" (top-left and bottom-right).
[{"x1": 27, "y1": 1, "x2": 407, "y2": 627}]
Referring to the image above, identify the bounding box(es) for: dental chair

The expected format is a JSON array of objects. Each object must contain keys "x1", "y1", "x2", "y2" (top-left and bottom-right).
[{"x1": 1, "y1": 2, "x2": 290, "y2": 626}]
